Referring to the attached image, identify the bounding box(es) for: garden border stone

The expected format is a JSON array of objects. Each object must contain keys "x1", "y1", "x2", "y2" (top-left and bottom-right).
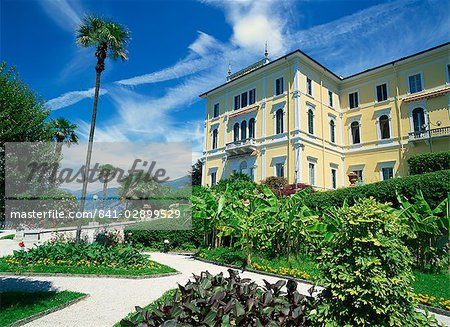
[
  {"x1": 7, "y1": 293, "x2": 89, "y2": 327},
  {"x1": 0, "y1": 271, "x2": 180, "y2": 280},
  {"x1": 194, "y1": 255, "x2": 450, "y2": 318}
]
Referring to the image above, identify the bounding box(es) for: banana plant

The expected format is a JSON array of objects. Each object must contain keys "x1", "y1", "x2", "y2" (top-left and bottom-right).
[
  {"x1": 192, "y1": 187, "x2": 225, "y2": 248},
  {"x1": 220, "y1": 185, "x2": 278, "y2": 266},
  {"x1": 396, "y1": 190, "x2": 449, "y2": 271}
]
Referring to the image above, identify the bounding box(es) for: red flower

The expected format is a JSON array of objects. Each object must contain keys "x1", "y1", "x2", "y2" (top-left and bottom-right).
[
  {"x1": 118, "y1": 247, "x2": 122, "y2": 251},
  {"x1": 18, "y1": 241, "x2": 25, "y2": 248}
]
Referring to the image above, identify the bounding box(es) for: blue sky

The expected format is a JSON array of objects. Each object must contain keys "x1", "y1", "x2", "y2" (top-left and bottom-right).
[{"x1": 1, "y1": 0, "x2": 449, "y2": 161}]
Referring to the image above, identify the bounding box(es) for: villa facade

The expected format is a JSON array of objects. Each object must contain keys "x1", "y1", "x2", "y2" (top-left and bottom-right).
[{"x1": 199, "y1": 43, "x2": 450, "y2": 189}]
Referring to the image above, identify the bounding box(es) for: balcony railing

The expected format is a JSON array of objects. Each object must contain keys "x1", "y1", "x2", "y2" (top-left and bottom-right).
[
  {"x1": 408, "y1": 126, "x2": 450, "y2": 140},
  {"x1": 225, "y1": 138, "x2": 257, "y2": 156}
]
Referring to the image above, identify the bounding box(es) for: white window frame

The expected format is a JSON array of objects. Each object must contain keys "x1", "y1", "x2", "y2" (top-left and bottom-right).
[
  {"x1": 374, "y1": 82, "x2": 389, "y2": 103},
  {"x1": 374, "y1": 108, "x2": 393, "y2": 142},
  {"x1": 272, "y1": 103, "x2": 286, "y2": 135},
  {"x1": 272, "y1": 156, "x2": 286, "y2": 178},
  {"x1": 348, "y1": 90, "x2": 359, "y2": 109},
  {"x1": 407, "y1": 72, "x2": 424, "y2": 94},
  {"x1": 233, "y1": 122, "x2": 240, "y2": 142},
  {"x1": 211, "y1": 127, "x2": 218, "y2": 150},
  {"x1": 274, "y1": 76, "x2": 285, "y2": 97},
  {"x1": 213, "y1": 103, "x2": 220, "y2": 118},
  {"x1": 348, "y1": 115, "x2": 362, "y2": 145},
  {"x1": 306, "y1": 102, "x2": 315, "y2": 136},
  {"x1": 209, "y1": 167, "x2": 218, "y2": 186},
  {"x1": 329, "y1": 117, "x2": 336, "y2": 144},
  {"x1": 306, "y1": 77, "x2": 313, "y2": 96},
  {"x1": 349, "y1": 164, "x2": 365, "y2": 184},
  {"x1": 331, "y1": 167, "x2": 337, "y2": 189},
  {"x1": 308, "y1": 162, "x2": 316, "y2": 186},
  {"x1": 379, "y1": 161, "x2": 395, "y2": 181},
  {"x1": 446, "y1": 63, "x2": 450, "y2": 85},
  {"x1": 408, "y1": 100, "x2": 428, "y2": 133}
]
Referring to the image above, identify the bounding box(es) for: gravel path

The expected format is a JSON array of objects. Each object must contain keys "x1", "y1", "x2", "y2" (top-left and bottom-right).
[{"x1": 1, "y1": 240, "x2": 449, "y2": 326}]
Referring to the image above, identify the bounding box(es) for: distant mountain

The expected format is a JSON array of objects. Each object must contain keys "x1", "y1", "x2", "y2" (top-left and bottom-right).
[
  {"x1": 163, "y1": 175, "x2": 191, "y2": 189},
  {"x1": 61, "y1": 187, "x2": 119, "y2": 200}
]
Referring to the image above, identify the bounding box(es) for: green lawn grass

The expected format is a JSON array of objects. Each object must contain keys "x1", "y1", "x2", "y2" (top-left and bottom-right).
[
  {"x1": 0, "y1": 257, "x2": 176, "y2": 277},
  {"x1": 0, "y1": 291, "x2": 86, "y2": 327},
  {"x1": 113, "y1": 289, "x2": 177, "y2": 327},
  {"x1": 0, "y1": 234, "x2": 14, "y2": 240}
]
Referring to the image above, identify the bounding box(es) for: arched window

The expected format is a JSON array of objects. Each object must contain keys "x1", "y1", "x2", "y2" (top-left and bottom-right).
[
  {"x1": 412, "y1": 107, "x2": 425, "y2": 132},
  {"x1": 241, "y1": 120, "x2": 247, "y2": 140},
  {"x1": 379, "y1": 115, "x2": 390, "y2": 139},
  {"x1": 233, "y1": 123, "x2": 239, "y2": 142},
  {"x1": 239, "y1": 161, "x2": 247, "y2": 174},
  {"x1": 308, "y1": 109, "x2": 314, "y2": 134},
  {"x1": 276, "y1": 109, "x2": 283, "y2": 134},
  {"x1": 212, "y1": 129, "x2": 218, "y2": 149},
  {"x1": 351, "y1": 121, "x2": 361, "y2": 144},
  {"x1": 330, "y1": 119, "x2": 336, "y2": 143},
  {"x1": 249, "y1": 118, "x2": 255, "y2": 139}
]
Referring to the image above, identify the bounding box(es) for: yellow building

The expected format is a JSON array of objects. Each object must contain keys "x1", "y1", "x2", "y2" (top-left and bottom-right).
[{"x1": 199, "y1": 43, "x2": 450, "y2": 189}]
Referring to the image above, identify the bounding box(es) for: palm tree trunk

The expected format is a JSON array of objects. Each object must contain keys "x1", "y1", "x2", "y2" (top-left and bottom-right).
[
  {"x1": 77, "y1": 57, "x2": 103, "y2": 242},
  {"x1": 102, "y1": 179, "x2": 107, "y2": 210}
]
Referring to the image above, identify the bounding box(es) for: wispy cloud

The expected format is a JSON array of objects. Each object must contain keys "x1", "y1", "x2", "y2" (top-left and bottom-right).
[
  {"x1": 46, "y1": 88, "x2": 108, "y2": 111},
  {"x1": 38, "y1": 0, "x2": 82, "y2": 32},
  {"x1": 116, "y1": 32, "x2": 228, "y2": 86}
]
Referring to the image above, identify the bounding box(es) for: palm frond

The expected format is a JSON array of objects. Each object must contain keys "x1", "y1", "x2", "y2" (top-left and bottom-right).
[{"x1": 76, "y1": 14, "x2": 131, "y2": 61}]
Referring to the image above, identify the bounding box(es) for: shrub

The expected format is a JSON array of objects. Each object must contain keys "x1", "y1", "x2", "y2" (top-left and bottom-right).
[
  {"x1": 9, "y1": 239, "x2": 146, "y2": 267},
  {"x1": 124, "y1": 217, "x2": 203, "y2": 250},
  {"x1": 260, "y1": 176, "x2": 288, "y2": 195},
  {"x1": 121, "y1": 269, "x2": 312, "y2": 326},
  {"x1": 213, "y1": 172, "x2": 256, "y2": 194},
  {"x1": 302, "y1": 169, "x2": 450, "y2": 211},
  {"x1": 408, "y1": 151, "x2": 450, "y2": 175},
  {"x1": 312, "y1": 198, "x2": 440, "y2": 326}
]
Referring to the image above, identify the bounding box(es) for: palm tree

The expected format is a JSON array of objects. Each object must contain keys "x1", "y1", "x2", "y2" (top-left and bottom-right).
[
  {"x1": 76, "y1": 15, "x2": 130, "y2": 216},
  {"x1": 47, "y1": 117, "x2": 78, "y2": 185},
  {"x1": 98, "y1": 164, "x2": 116, "y2": 210},
  {"x1": 48, "y1": 117, "x2": 79, "y2": 144}
]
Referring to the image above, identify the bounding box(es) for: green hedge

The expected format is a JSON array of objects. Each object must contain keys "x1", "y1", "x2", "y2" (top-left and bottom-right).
[
  {"x1": 303, "y1": 169, "x2": 450, "y2": 211},
  {"x1": 408, "y1": 151, "x2": 450, "y2": 175},
  {"x1": 124, "y1": 217, "x2": 202, "y2": 250}
]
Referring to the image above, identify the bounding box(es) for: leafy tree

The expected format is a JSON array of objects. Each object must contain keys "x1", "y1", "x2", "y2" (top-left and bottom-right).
[
  {"x1": 190, "y1": 159, "x2": 202, "y2": 186},
  {"x1": 76, "y1": 15, "x2": 131, "y2": 214},
  {"x1": 0, "y1": 63, "x2": 51, "y2": 226},
  {"x1": 312, "y1": 198, "x2": 440, "y2": 326}
]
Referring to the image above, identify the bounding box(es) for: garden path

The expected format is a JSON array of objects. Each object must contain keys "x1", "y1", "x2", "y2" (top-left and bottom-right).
[{"x1": 0, "y1": 247, "x2": 449, "y2": 326}]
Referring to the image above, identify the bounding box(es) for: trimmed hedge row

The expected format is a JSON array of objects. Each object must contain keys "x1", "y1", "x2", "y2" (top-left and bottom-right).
[
  {"x1": 124, "y1": 217, "x2": 202, "y2": 250},
  {"x1": 303, "y1": 169, "x2": 450, "y2": 211},
  {"x1": 408, "y1": 151, "x2": 450, "y2": 175}
]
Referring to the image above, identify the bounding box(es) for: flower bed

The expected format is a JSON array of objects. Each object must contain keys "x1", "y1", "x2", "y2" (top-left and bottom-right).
[{"x1": 0, "y1": 231, "x2": 176, "y2": 277}]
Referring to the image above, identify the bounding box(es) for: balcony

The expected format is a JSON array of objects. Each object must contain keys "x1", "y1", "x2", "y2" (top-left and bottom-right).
[
  {"x1": 408, "y1": 126, "x2": 450, "y2": 141},
  {"x1": 225, "y1": 138, "x2": 257, "y2": 156}
]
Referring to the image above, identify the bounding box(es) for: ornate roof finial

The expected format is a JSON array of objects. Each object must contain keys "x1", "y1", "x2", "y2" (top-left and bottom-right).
[
  {"x1": 264, "y1": 41, "x2": 269, "y2": 63},
  {"x1": 228, "y1": 62, "x2": 232, "y2": 76}
]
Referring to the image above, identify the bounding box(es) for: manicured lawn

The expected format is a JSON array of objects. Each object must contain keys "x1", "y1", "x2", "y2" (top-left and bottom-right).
[
  {"x1": 197, "y1": 247, "x2": 450, "y2": 311},
  {"x1": 0, "y1": 256, "x2": 176, "y2": 277},
  {"x1": 0, "y1": 234, "x2": 14, "y2": 240},
  {"x1": 114, "y1": 289, "x2": 177, "y2": 327},
  {"x1": 0, "y1": 291, "x2": 85, "y2": 327}
]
